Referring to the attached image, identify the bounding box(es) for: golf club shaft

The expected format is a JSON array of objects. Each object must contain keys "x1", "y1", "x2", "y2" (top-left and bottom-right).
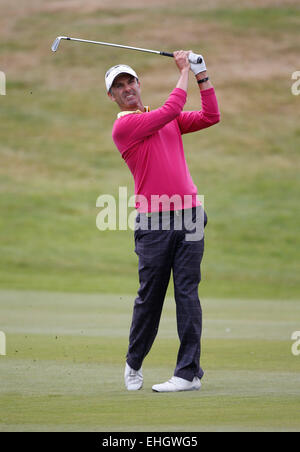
[
  {"x1": 54, "y1": 36, "x2": 172, "y2": 56},
  {"x1": 51, "y1": 36, "x2": 202, "y2": 63}
]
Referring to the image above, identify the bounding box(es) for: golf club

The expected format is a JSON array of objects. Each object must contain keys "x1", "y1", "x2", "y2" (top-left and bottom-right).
[{"x1": 51, "y1": 36, "x2": 203, "y2": 64}]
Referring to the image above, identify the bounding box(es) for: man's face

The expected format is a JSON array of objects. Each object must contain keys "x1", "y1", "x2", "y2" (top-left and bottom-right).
[{"x1": 108, "y1": 73, "x2": 142, "y2": 111}]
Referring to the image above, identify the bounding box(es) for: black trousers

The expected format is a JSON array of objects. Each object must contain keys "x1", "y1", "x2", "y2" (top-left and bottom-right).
[{"x1": 126, "y1": 207, "x2": 207, "y2": 382}]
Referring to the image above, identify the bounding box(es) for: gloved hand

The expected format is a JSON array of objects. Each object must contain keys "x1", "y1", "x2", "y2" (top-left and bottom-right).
[{"x1": 189, "y1": 52, "x2": 207, "y2": 75}]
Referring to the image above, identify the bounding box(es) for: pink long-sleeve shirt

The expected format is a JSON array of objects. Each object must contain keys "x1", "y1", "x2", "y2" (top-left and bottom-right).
[{"x1": 112, "y1": 87, "x2": 220, "y2": 212}]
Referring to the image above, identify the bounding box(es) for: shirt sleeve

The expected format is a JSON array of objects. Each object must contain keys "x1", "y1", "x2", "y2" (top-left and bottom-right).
[
  {"x1": 176, "y1": 87, "x2": 220, "y2": 134},
  {"x1": 112, "y1": 88, "x2": 187, "y2": 153}
]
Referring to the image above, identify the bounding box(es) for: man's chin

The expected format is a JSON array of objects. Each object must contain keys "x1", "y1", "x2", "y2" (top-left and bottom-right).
[{"x1": 124, "y1": 101, "x2": 139, "y2": 110}]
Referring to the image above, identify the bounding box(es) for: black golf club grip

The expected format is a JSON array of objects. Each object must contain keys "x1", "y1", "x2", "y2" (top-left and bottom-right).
[
  {"x1": 160, "y1": 51, "x2": 202, "y2": 64},
  {"x1": 160, "y1": 51, "x2": 174, "y2": 58}
]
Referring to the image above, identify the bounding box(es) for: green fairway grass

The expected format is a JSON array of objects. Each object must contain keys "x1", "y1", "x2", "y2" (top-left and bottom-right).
[
  {"x1": 1, "y1": 0, "x2": 300, "y2": 432},
  {"x1": 1, "y1": 290, "x2": 300, "y2": 432}
]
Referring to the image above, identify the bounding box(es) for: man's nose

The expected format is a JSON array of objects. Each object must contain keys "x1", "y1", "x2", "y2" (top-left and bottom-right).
[{"x1": 124, "y1": 84, "x2": 133, "y2": 92}]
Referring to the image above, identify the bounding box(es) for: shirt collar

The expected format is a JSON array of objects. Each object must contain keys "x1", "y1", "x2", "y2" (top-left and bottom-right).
[{"x1": 117, "y1": 106, "x2": 150, "y2": 119}]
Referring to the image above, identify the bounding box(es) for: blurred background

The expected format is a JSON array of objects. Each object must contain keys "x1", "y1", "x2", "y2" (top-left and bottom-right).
[{"x1": 0, "y1": 0, "x2": 299, "y2": 300}]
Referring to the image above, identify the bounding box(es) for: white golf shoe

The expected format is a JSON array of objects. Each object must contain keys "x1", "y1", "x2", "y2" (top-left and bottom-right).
[
  {"x1": 124, "y1": 362, "x2": 143, "y2": 391},
  {"x1": 152, "y1": 376, "x2": 201, "y2": 393}
]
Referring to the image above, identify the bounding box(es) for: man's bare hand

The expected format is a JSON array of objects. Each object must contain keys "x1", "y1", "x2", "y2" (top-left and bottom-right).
[{"x1": 174, "y1": 50, "x2": 190, "y2": 73}]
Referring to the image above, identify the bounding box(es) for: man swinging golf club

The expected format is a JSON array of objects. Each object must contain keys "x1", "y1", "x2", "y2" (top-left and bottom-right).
[{"x1": 106, "y1": 50, "x2": 220, "y2": 392}]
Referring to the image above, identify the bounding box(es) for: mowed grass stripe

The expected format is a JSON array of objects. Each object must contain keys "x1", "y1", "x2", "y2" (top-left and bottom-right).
[
  {"x1": 1, "y1": 358, "x2": 300, "y2": 397},
  {"x1": 1, "y1": 393, "x2": 300, "y2": 432},
  {"x1": 1, "y1": 291, "x2": 299, "y2": 340},
  {"x1": 2, "y1": 333, "x2": 300, "y2": 372}
]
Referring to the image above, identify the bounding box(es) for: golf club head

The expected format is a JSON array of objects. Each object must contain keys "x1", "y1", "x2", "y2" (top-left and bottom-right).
[{"x1": 51, "y1": 36, "x2": 68, "y2": 52}]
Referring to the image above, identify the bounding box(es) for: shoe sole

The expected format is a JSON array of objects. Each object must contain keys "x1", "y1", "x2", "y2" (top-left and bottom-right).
[
  {"x1": 152, "y1": 386, "x2": 201, "y2": 393},
  {"x1": 127, "y1": 385, "x2": 143, "y2": 391}
]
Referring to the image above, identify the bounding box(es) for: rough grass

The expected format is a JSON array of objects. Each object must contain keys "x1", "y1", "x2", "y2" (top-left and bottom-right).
[{"x1": 0, "y1": 0, "x2": 300, "y2": 299}]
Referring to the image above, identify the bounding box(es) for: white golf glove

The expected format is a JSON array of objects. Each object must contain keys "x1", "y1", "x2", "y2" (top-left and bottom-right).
[{"x1": 189, "y1": 52, "x2": 207, "y2": 75}]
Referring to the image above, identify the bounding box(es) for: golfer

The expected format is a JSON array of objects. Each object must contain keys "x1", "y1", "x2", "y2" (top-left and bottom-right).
[{"x1": 105, "y1": 51, "x2": 220, "y2": 392}]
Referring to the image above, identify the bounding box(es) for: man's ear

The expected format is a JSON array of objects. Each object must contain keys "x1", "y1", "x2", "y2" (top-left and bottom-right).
[{"x1": 108, "y1": 91, "x2": 115, "y2": 102}]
